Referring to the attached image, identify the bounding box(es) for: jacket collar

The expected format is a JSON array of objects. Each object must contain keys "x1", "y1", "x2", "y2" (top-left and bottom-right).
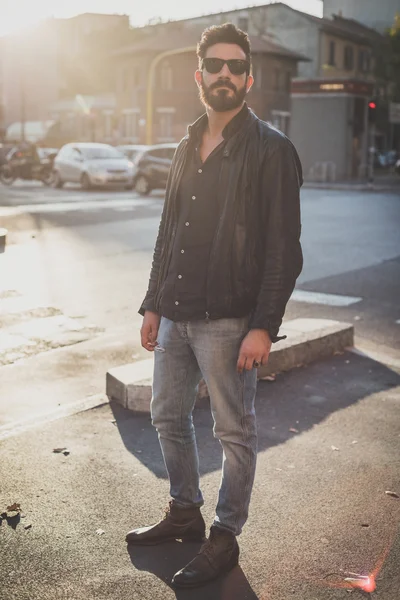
[{"x1": 187, "y1": 103, "x2": 252, "y2": 143}]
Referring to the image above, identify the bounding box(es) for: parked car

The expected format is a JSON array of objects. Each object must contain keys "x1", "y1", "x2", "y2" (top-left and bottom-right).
[
  {"x1": 116, "y1": 144, "x2": 148, "y2": 162},
  {"x1": 129, "y1": 143, "x2": 178, "y2": 195},
  {"x1": 53, "y1": 143, "x2": 134, "y2": 189},
  {"x1": 37, "y1": 147, "x2": 59, "y2": 160}
]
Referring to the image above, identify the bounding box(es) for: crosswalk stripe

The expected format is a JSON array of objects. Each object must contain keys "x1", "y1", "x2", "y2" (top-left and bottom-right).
[
  {"x1": 291, "y1": 289, "x2": 362, "y2": 307},
  {"x1": 0, "y1": 196, "x2": 156, "y2": 216}
]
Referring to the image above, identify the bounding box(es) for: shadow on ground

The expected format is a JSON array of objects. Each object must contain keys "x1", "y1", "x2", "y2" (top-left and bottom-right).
[
  {"x1": 110, "y1": 350, "x2": 400, "y2": 480},
  {"x1": 128, "y1": 541, "x2": 259, "y2": 600}
]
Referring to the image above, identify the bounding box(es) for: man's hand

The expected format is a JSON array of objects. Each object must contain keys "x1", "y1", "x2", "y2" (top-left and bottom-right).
[
  {"x1": 140, "y1": 311, "x2": 161, "y2": 352},
  {"x1": 237, "y1": 329, "x2": 272, "y2": 373}
]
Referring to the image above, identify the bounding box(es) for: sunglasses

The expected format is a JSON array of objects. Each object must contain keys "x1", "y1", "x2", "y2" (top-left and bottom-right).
[{"x1": 201, "y1": 58, "x2": 250, "y2": 76}]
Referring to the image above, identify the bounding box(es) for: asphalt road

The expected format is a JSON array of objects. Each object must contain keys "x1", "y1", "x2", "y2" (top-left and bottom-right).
[{"x1": 1, "y1": 181, "x2": 399, "y2": 353}]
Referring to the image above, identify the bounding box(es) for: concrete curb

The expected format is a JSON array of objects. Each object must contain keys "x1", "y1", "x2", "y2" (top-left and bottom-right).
[
  {"x1": 303, "y1": 183, "x2": 400, "y2": 192},
  {"x1": 106, "y1": 318, "x2": 354, "y2": 413}
]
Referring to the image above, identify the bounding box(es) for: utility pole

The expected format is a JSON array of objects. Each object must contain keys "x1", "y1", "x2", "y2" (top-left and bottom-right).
[
  {"x1": 362, "y1": 98, "x2": 369, "y2": 179},
  {"x1": 20, "y1": 64, "x2": 26, "y2": 142},
  {"x1": 368, "y1": 124, "x2": 375, "y2": 186}
]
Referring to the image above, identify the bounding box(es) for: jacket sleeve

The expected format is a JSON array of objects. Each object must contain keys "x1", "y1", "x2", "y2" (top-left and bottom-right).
[
  {"x1": 249, "y1": 135, "x2": 303, "y2": 341},
  {"x1": 138, "y1": 202, "x2": 167, "y2": 316},
  {"x1": 138, "y1": 145, "x2": 179, "y2": 315}
]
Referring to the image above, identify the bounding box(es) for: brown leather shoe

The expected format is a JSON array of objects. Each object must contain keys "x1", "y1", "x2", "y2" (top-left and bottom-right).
[
  {"x1": 171, "y1": 525, "x2": 239, "y2": 588},
  {"x1": 125, "y1": 501, "x2": 206, "y2": 545}
]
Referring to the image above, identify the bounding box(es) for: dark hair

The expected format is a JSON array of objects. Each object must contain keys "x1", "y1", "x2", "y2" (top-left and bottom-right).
[{"x1": 197, "y1": 23, "x2": 251, "y2": 67}]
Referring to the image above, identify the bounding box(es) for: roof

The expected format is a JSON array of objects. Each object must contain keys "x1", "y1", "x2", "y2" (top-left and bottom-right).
[
  {"x1": 130, "y1": 2, "x2": 382, "y2": 47},
  {"x1": 263, "y1": 3, "x2": 382, "y2": 45},
  {"x1": 113, "y1": 25, "x2": 308, "y2": 62},
  {"x1": 331, "y1": 15, "x2": 383, "y2": 41},
  {"x1": 67, "y1": 13, "x2": 129, "y2": 21}
]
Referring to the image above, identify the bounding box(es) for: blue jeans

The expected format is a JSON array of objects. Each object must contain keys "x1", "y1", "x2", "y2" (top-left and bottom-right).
[{"x1": 150, "y1": 316, "x2": 258, "y2": 536}]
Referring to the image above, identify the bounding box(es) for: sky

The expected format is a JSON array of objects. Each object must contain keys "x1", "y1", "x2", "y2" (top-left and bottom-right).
[{"x1": 0, "y1": 0, "x2": 323, "y2": 37}]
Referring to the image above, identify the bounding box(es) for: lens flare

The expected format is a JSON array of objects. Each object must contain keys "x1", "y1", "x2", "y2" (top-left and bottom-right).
[{"x1": 314, "y1": 528, "x2": 397, "y2": 594}]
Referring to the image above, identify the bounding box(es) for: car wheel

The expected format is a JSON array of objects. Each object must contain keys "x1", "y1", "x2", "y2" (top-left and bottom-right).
[
  {"x1": 0, "y1": 165, "x2": 15, "y2": 186},
  {"x1": 52, "y1": 170, "x2": 64, "y2": 189},
  {"x1": 135, "y1": 175, "x2": 150, "y2": 195},
  {"x1": 81, "y1": 173, "x2": 92, "y2": 190}
]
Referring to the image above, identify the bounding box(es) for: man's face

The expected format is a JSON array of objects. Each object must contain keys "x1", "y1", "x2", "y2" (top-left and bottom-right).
[{"x1": 195, "y1": 43, "x2": 253, "y2": 112}]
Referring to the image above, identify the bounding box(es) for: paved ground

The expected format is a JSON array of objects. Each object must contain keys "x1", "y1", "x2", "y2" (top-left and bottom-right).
[
  {"x1": 1, "y1": 351, "x2": 399, "y2": 600},
  {"x1": 1, "y1": 182, "x2": 399, "y2": 599}
]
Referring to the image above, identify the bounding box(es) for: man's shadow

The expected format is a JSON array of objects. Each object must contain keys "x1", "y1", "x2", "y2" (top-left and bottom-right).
[{"x1": 127, "y1": 541, "x2": 259, "y2": 599}]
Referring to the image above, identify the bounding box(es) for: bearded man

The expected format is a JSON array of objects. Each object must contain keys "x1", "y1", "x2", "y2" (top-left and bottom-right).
[{"x1": 126, "y1": 23, "x2": 303, "y2": 589}]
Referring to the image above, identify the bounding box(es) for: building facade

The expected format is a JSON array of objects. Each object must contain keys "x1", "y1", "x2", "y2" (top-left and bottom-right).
[
  {"x1": 112, "y1": 23, "x2": 305, "y2": 145},
  {"x1": 257, "y1": 4, "x2": 380, "y2": 180},
  {"x1": 323, "y1": 0, "x2": 399, "y2": 33},
  {"x1": 128, "y1": 2, "x2": 382, "y2": 180}
]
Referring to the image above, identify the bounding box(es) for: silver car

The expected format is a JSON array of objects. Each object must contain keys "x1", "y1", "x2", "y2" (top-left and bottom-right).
[{"x1": 53, "y1": 143, "x2": 134, "y2": 189}]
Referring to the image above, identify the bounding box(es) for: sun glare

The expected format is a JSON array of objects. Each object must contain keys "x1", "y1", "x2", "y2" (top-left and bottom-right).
[{"x1": 0, "y1": 0, "x2": 323, "y2": 37}]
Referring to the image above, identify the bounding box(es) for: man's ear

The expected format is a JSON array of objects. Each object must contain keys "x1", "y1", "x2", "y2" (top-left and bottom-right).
[
  {"x1": 246, "y1": 75, "x2": 254, "y2": 94},
  {"x1": 195, "y1": 70, "x2": 202, "y2": 86}
]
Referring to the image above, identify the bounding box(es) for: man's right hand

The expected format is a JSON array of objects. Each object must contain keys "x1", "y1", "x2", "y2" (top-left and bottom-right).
[{"x1": 140, "y1": 311, "x2": 161, "y2": 352}]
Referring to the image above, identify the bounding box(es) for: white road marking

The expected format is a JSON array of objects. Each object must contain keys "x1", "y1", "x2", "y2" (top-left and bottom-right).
[
  {"x1": 0, "y1": 197, "x2": 156, "y2": 216},
  {"x1": 291, "y1": 289, "x2": 362, "y2": 306}
]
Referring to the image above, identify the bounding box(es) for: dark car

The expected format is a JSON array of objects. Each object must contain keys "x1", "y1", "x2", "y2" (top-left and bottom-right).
[{"x1": 131, "y1": 143, "x2": 178, "y2": 195}]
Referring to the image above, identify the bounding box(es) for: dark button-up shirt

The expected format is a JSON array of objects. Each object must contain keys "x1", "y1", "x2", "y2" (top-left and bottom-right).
[{"x1": 160, "y1": 104, "x2": 249, "y2": 322}]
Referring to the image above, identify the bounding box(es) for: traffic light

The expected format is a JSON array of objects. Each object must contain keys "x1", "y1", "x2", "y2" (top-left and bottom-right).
[{"x1": 368, "y1": 99, "x2": 377, "y2": 124}]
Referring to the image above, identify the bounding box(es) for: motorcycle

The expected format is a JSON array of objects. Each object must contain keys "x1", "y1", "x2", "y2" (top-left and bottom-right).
[{"x1": 0, "y1": 147, "x2": 57, "y2": 186}]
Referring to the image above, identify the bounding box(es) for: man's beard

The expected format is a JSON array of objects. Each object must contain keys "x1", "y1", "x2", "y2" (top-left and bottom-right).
[{"x1": 199, "y1": 77, "x2": 247, "y2": 112}]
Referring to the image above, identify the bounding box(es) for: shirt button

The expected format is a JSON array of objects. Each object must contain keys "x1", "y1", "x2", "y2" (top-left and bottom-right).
[
  {"x1": 175, "y1": 301, "x2": 179, "y2": 306},
  {"x1": 181, "y1": 249, "x2": 184, "y2": 254},
  {"x1": 185, "y1": 222, "x2": 189, "y2": 226},
  {"x1": 178, "y1": 274, "x2": 182, "y2": 279},
  {"x1": 198, "y1": 168, "x2": 202, "y2": 173},
  {"x1": 192, "y1": 196, "x2": 196, "y2": 200}
]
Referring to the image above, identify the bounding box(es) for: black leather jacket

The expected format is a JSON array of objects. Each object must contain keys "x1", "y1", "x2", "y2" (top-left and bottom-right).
[{"x1": 139, "y1": 107, "x2": 303, "y2": 342}]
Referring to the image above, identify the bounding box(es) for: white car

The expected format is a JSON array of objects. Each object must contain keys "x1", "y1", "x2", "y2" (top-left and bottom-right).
[{"x1": 53, "y1": 143, "x2": 134, "y2": 189}]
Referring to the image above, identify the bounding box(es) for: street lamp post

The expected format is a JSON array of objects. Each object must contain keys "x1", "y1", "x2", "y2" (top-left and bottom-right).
[{"x1": 146, "y1": 46, "x2": 196, "y2": 146}]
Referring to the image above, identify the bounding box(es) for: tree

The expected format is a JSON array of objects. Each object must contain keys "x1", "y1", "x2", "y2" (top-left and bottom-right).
[{"x1": 375, "y1": 14, "x2": 400, "y2": 102}]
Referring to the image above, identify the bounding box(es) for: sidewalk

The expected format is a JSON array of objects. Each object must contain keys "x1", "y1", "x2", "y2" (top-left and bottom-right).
[
  {"x1": 303, "y1": 173, "x2": 400, "y2": 192},
  {"x1": 1, "y1": 351, "x2": 399, "y2": 599}
]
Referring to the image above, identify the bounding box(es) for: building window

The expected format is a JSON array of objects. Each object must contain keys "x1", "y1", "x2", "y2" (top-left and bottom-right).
[
  {"x1": 122, "y1": 110, "x2": 139, "y2": 140},
  {"x1": 328, "y1": 41, "x2": 336, "y2": 66},
  {"x1": 271, "y1": 111, "x2": 290, "y2": 135},
  {"x1": 160, "y1": 61, "x2": 173, "y2": 90},
  {"x1": 358, "y1": 49, "x2": 371, "y2": 73},
  {"x1": 103, "y1": 111, "x2": 114, "y2": 138},
  {"x1": 344, "y1": 45, "x2": 354, "y2": 70},
  {"x1": 286, "y1": 71, "x2": 292, "y2": 93},
  {"x1": 156, "y1": 107, "x2": 175, "y2": 141},
  {"x1": 133, "y1": 66, "x2": 141, "y2": 88},
  {"x1": 274, "y1": 69, "x2": 282, "y2": 91},
  {"x1": 123, "y1": 67, "x2": 131, "y2": 93},
  {"x1": 159, "y1": 112, "x2": 173, "y2": 139},
  {"x1": 238, "y1": 17, "x2": 248, "y2": 32}
]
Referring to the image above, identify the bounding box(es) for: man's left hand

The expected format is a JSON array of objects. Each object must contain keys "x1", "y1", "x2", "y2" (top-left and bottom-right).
[{"x1": 237, "y1": 329, "x2": 272, "y2": 373}]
